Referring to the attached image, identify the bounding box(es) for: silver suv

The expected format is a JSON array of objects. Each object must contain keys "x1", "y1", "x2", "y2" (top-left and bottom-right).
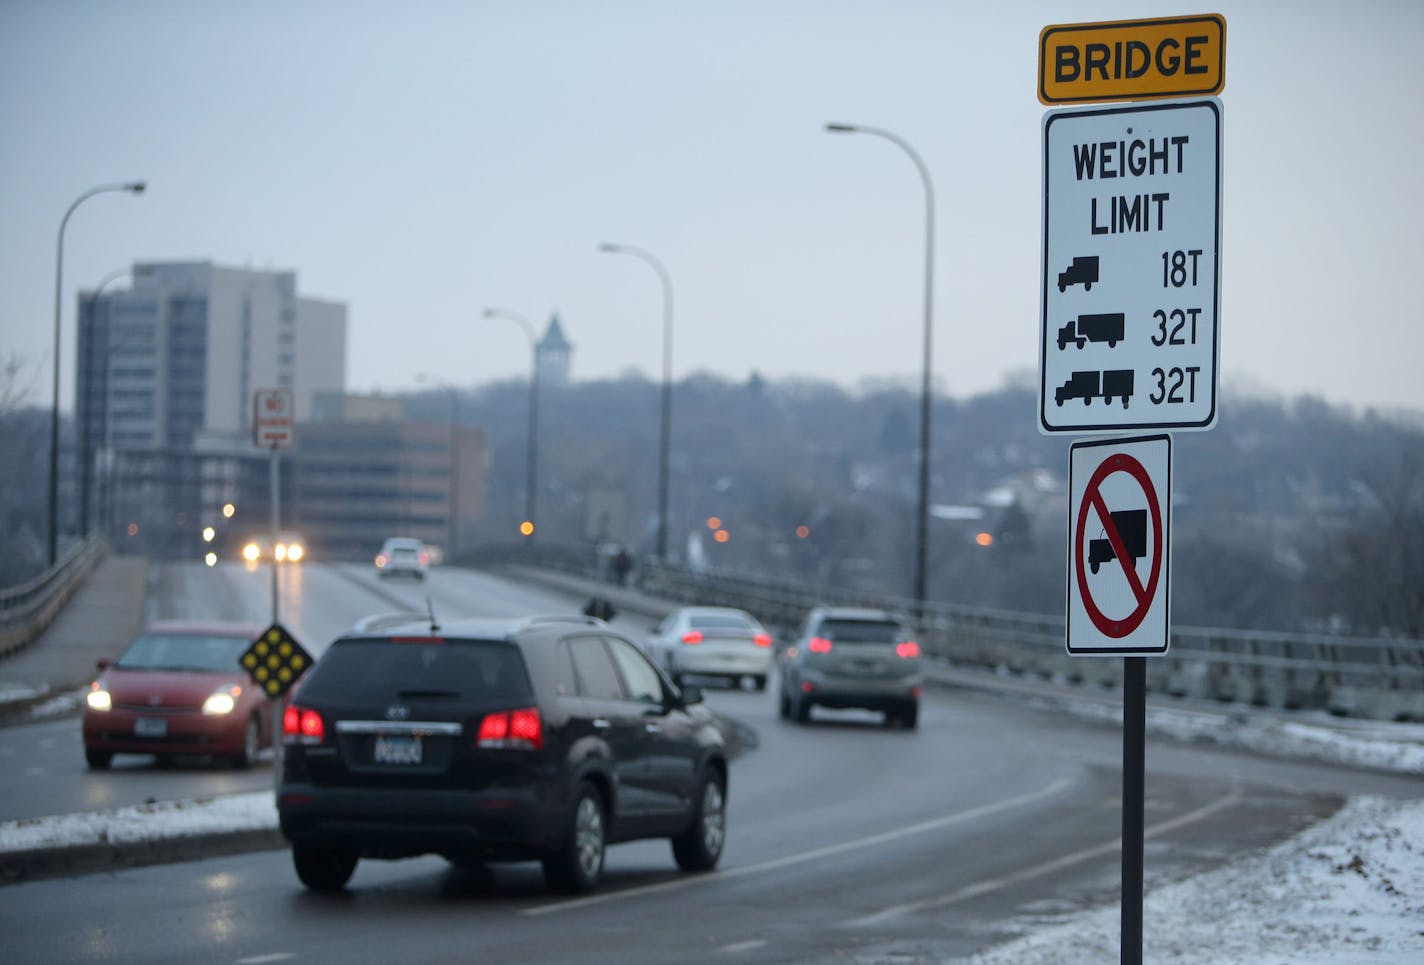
[{"x1": 778, "y1": 607, "x2": 923, "y2": 729}]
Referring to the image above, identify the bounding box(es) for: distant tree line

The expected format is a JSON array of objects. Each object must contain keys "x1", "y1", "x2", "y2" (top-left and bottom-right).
[{"x1": 416, "y1": 372, "x2": 1423, "y2": 638}]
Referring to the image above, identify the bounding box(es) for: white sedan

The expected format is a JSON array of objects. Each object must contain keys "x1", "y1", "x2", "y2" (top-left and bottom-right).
[{"x1": 645, "y1": 607, "x2": 775, "y2": 691}]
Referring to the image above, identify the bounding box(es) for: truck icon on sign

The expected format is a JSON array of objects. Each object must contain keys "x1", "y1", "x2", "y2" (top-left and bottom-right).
[
  {"x1": 1057, "y1": 256, "x2": 1099, "y2": 292},
  {"x1": 1057, "y1": 312, "x2": 1124, "y2": 350},
  {"x1": 1089, "y1": 509, "x2": 1148, "y2": 574},
  {"x1": 1055, "y1": 369, "x2": 1134, "y2": 408}
]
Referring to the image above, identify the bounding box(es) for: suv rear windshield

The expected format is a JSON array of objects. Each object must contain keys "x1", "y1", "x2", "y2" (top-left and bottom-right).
[
  {"x1": 298, "y1": 638, "x2": 532, "y2": 702},
  {"x1": 815, "y1": 619, "x2": 905, "y2": 645}
]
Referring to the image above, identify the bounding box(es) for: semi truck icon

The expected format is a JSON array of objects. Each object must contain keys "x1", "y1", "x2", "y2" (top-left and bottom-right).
[
  {"x1": 1057, "y1": 256, "x2": 1099, "y2": 292},
  {"x1": 1055, "y1": 369, "x2": 1134, "y2": 408},
  {"x1": 1088, "y1": 509, "x2": 1148, "y2": 574},
  {"x1": 1057, "y1": 312, "x2": 1124, "y2": 350}
]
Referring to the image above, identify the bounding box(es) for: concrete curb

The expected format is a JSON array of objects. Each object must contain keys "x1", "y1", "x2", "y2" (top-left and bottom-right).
[{"x1": 0, "y1": 827, "x2": 287, "y2": 886}]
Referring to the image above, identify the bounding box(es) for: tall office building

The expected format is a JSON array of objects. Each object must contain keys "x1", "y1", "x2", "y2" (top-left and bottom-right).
[{"x1": 75, "y1": 261, "x2": 346, "y2": 551}]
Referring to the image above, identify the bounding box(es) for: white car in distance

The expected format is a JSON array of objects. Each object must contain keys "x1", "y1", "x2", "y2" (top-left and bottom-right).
[
  {"x1": 646, "y1": 606, "x2": 774, "y2": 691},
  {"x1": 374, "y1": 537, "x2": 429, "y2": 580}
]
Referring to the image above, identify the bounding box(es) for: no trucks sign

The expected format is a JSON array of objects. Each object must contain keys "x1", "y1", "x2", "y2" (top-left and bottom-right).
[{"x1": 1066, "y1": 435, "x2": 1171, "y2": 656}]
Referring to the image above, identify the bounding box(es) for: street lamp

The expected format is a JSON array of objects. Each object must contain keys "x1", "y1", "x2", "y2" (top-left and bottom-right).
[
  {"x1": 599, "y1": 242, "x2": 673, "y2": 561},
  {"x1": 48, "y1": 180, "x2": 146, "y2": 566},
  {"x1": 482, "y1": 308, "x2": 540, "y2": 540},
  {"x1": 77, "y1": 267, "x2": 133, "y2": 536},
  {"x1": 826, "y1": 122, "x2": 936, "y2": 605}
]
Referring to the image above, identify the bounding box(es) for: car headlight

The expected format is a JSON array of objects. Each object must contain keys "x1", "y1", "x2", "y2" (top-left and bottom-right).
[
  {"x1": 242, "y1": 542, "x2": 261, "y2": 562},
  {"x1": 286, "y1": 543, "x2": 304, "y2": 562},
  {"x1": 86, "y1": 684, "x2": 112, "y2": 712},
  {"x1": 202, "y1": 686, "x2": 241, "y2": 716}
]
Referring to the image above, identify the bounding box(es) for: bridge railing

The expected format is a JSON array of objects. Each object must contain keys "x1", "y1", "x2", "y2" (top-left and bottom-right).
[
  {"x1": 0, "y1": 536, "x2": 107, "y2": 659},
  {"x1": 632, "y1": 559, "x2": 1424, "y2": 722}
]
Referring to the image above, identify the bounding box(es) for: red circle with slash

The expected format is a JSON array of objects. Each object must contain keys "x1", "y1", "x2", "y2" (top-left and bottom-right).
[{"x1": 1074, "y1": 453, "x2": 1164, "y2": 638}]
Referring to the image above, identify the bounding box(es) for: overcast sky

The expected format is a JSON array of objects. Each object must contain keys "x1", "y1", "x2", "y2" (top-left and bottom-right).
[{"x1": 3, "y1": 0, "x2": 1421, "y2": 417}]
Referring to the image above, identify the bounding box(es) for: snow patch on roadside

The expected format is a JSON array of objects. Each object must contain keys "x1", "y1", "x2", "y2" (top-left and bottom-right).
[
  {"x1": 0, "y1": 791, "x2": 275, "y2": 852},
  {"x1": 1062, "y1": 700, "x2": 1424, "y2": 776},
  {"x1": 972, "y1": 796, "x2": 1424, "y2": 963}
]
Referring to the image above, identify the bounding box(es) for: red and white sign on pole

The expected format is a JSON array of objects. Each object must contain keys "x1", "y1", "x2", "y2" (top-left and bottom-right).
[
  {"x1": 253, "y1": 388, "x2": 295, "y2": 448},
  {"x1": 1067, "y1": 434, "x2": 1171, "y2": 655}
]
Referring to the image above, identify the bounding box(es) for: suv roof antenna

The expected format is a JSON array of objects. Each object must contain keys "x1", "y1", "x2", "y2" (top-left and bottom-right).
[{"x1": 425, "y1": 595, "x2": 441, "y2": 633}]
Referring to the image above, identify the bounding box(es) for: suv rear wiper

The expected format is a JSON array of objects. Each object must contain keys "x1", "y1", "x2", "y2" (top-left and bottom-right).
[{"x1": 396, "y1": 689, "x2": 462, "y2": 699}]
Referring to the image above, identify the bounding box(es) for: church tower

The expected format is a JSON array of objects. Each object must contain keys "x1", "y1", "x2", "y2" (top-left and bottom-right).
[{"x1": 537, "y1": 313, "x2": 572, "y2": 387}]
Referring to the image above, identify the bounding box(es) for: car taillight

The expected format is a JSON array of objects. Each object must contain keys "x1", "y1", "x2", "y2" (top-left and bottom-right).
[
  {"x1": 681, "y1": 631, "x2": 704, "y2": 645},
  {"x1": 896, "y1": 641, "x2": 921, "y2": 659},
  {"x1": 375, "y1": 554, "x2": 387, "y2": 568},
  {"x1": 477, "y1": 708, "x2": 543, "y2": 750},
  {"x1": 419, "y1": 551, "x2": 430, "y2": 565},
  {"x1": 808, "y1": 636, "x2": 833, "y2": 654},
  {"x1": 283, "y1": 705, "x2": 325, "y2": 745},
  {"x1": 753, "y1": 632, "x2": 772, "y2": 648}
]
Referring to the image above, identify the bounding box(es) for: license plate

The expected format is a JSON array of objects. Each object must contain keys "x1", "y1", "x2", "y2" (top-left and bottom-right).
[
  {"x1": 373, "y1": 734, "x2": 422, "y2": 765},
  {"x1": 135, "y1": 717, "x2": 168, "y2": 738}
]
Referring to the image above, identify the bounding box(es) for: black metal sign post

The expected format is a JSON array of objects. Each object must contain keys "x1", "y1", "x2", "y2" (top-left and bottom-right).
[{"x1": 1122, "y1": 656, "x2": 1146, "y2": 964}]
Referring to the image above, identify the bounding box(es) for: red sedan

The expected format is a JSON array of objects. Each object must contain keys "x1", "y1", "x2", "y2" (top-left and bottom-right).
[{"x1": 82, "y1": 621, "x2": 274, "y2": 769}]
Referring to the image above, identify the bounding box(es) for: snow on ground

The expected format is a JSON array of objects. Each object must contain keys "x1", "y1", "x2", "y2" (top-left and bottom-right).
[
  {"x1": 0, "y1": 791, "x2": 274, "y2": 852},
  {"x1": 972, "y1": 795, "x2": 1424, "y2": 963},
  {"x1": 1045, "y1": 693, "x2": 1424, "y2": 776}
]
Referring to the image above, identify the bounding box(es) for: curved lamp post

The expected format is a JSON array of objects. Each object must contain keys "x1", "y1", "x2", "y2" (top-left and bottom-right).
[
  {"x1": 48, "y1": 180, "x2": 146, "y2": 565},
  {"x1": 826, "y1": 122, "x2": 936, "y2": 605},
  {"x1": 78, "y1": 267, "x2": 133, "y2": 536},
  {"x1": 599, "y1": 242, "x2": 673, "y2": 560},
  {"x1": 482, "y1": 308, "x2": 540, "y2": 540}
]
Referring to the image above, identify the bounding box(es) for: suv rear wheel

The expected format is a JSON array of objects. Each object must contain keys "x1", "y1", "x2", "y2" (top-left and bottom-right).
[
  {"x1": 794, "y1": 695, "x2": 812, "y2": 723},
  {"x1": 292, "y1": 844, "x2": 358, "y2": 892},
  {"x1": 543, "y1": 782, "x2": 606, "y2": 893},
  {"x1": 887, "y1": 701, "x2": 919, "y2": 730},
  {"x1": 671, "y1": 769, "x2": 726, "y2": 871}
]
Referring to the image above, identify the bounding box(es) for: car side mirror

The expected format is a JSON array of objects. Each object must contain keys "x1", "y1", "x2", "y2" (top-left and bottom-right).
[{"x1": 680, "y1": 684, "x2": 704, "y2": 705}]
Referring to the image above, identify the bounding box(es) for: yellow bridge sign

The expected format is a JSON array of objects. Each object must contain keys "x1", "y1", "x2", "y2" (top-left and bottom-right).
[{"x1": 1039, "y1": 14, "x2": 1226, "y2": 105}]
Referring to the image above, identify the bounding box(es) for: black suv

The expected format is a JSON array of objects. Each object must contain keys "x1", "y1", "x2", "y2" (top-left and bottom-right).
[{"x1": 278, "y1": 614, "x2": 729, "y2": 894}]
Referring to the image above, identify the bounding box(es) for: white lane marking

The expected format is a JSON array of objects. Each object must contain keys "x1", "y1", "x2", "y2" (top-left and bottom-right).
[
  {"x1": 848, "y1": 784, "x2": 1244, "y2": 927},
  {"x1": 237, "y1": 955, "x2": 295, "y2": 964},
  {"x1": 720, "y1": 940, "x2": 768, "y2": 954},
  {"x1": 521, "y1": 777, "x2": 1074, "y2": 917}
]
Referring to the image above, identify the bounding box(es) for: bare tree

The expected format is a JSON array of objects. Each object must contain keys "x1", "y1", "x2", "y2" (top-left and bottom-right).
[
  {"x1": 0, "y1": 350, "x2": 41, "y2": 414},
  {"x1": 1313, "y1": 451, "x2": 1424, "y2": 638}
]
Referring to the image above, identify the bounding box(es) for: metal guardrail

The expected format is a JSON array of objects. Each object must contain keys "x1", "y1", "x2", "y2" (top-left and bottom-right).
[
  {"x1": 632, "y1": 560, "x2": 1424, "y2": 723},
  {"x1": 0, "y1": 537, "x2": 107, "y2": 659}
]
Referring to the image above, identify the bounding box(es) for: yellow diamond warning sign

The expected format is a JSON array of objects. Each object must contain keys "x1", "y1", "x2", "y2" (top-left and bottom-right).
[
  {"x1": 1039, "y1": 14, "x2": 1225, "y2": 105},
  {"x1": 238, "y1": 623, "x2": 312, "y2": 698}
]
